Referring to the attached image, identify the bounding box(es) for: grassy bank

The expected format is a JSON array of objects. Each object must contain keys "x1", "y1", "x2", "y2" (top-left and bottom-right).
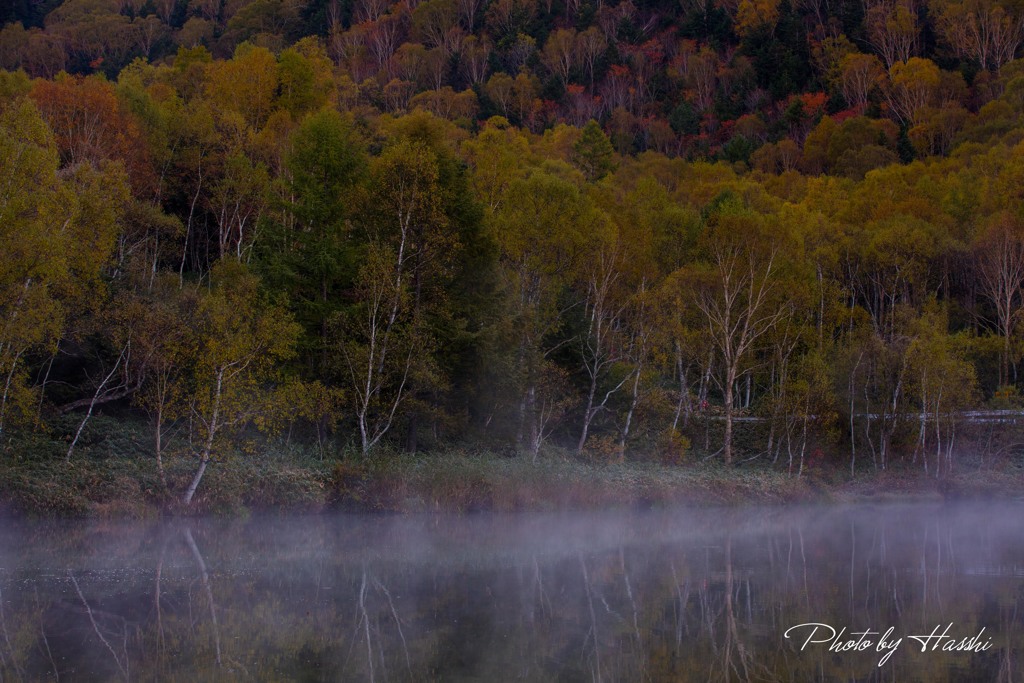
[
  {"x1": 0, "y1": 415, "x2": 331, "y2": 517},
  {"x1": 1, "y1": 416, "x2": 1022, "y2": 517}
]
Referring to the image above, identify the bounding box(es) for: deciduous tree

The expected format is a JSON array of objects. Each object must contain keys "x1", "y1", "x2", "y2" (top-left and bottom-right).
[
  {"x1": 973, "y1": 212, "x2": 1024, "y2": 387},
  {"x1": 182, "y1": 261, "x2": 299, "y2": 505},
  {"x1": 682, "y1": 205, "x2": 790, "y2": 465},
  {"x1": 341, "y1": 139, "x2": 450, "y2": 454}
]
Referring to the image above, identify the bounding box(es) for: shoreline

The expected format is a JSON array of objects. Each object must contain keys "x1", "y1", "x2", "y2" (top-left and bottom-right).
[{"x1": 2, "y1": 444, "x2": 1021, "y2": 518}]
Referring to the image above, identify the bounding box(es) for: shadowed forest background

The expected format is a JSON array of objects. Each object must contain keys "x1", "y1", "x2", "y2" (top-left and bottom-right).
[{"x1": 3, "y1": 0, "x2": 1024, "y2": 509}]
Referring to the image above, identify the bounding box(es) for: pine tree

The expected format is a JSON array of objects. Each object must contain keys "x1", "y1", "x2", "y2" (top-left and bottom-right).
[{"x1": 573, "y1": 119, "x2": 615, "y2": 182}]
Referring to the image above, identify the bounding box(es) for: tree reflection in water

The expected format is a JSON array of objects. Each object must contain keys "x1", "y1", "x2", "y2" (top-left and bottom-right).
[{"x1": 0, "y1": 503, "x2": 1020, "y2": 682}]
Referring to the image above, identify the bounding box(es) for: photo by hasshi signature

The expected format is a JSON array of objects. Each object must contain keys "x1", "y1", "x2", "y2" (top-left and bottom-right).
[{"x1": 785, "y1": 622, "x2": 994, "y2": 667}]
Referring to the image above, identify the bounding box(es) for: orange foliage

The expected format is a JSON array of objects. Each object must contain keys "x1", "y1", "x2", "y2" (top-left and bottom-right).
[{"x1": 29, "y1": 74, "x2": 154, "y2": 197}]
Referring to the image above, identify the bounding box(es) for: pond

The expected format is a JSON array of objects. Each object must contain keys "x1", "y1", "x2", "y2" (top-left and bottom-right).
[{"x1": 0, "y1": 503, "x2": 1021, "y2": 681}]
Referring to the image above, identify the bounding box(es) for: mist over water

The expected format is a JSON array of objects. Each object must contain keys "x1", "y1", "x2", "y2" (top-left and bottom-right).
[{"x1": 0, "y1": 504, "x2": 1022, "y2": 682}]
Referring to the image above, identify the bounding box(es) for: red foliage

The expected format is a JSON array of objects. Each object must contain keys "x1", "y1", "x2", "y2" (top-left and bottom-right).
[
  {"x1": 710, "y1": 116, "x2": 734, "y2": 145},
  {"x1": 608, "y1": 63, "x2": 631, "y2": 78},
  {"x1": 798, "y1": 91, "x2": 828, "y2": 118},
  {"x1": 831, "y1": 108, "x2": 860, "y2": 124},
  {"x1": 29, "y1": 75, "x2": 154, "y2": 197}
]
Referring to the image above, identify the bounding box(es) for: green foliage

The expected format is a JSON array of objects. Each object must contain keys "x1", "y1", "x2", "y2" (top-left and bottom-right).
[
  {"x1": 669, "y1": 102, "x2": 701, "y2": 136},
  {"x1": 573, "y1": 119, "x2": 615, "y2": 181},
  {"x1": 258, "y1": 108, "x2": 366, "y2": 378},
  {"x1": 721, "y1": 134, "x2": 755, "y2": 163},
  {"x1": 0, "y1": 96, "x2": 129, "y2": 433},
  {"x1": 5, "y1": 0, "x2": 1024, "y2": 499}
]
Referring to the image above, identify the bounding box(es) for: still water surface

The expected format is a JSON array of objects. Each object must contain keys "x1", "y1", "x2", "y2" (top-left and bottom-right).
[{"x1": 0, "y1": 503, "x2": 1022, "y2": 681}]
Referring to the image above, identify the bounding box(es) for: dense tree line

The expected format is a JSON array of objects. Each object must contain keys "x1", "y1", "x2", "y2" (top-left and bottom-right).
[
  {"x1": 2, "y1": 8, "x2": 1024, "y2": 501},
  {"x1": 3, "y1": 0, "x2": 1024, "y2": 165}
]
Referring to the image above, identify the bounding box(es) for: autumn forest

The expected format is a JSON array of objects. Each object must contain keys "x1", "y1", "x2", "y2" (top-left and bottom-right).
[{"x1": 2, "y1": 0, "x2": 1024, "y2": 508}]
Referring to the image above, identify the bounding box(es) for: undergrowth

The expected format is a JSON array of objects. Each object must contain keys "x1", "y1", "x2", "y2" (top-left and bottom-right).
[{"x1": 1, "y1": 416, "x2": 1020, "y2": 518}]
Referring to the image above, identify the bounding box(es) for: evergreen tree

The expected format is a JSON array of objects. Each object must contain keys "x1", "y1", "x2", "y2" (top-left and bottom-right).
[{"x1": 573, "y1": 120, "x2": 615, "y2": 182}]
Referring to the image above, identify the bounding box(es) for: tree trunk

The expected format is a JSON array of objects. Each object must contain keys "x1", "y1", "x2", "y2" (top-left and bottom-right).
[
  {"x1": 577, "y1": 376, "x2": 597, "y2": 453},
  {"x1": 66, "y1": 345, "x2": 127, "y2": 462},
  {"x1": 530, "y1": 411, "x2": 542, "y2": 462},
  {"x1": 670, "y1": 347, "x2": 690, "y2": 432},
  {"x1": 849, "y1": 385, "x2": 856, "y2": 476},
  {"x1": 525, "y1": 383, "x2": 538, "y2": 456},
  {"x1": 155, "y1": 398, "x2": 166, "y2": 488},
  {"x1": 1003, "y1": 332, "x2": 1011, "y2": 388},
  {"x1": 183, "y1": 369, "x2": 222, "y2": 505},
  {"x1": 182, "y1": 457, "x2": 208, "y2": 506},
  {"x1": 724, "y1": 365, "x2": 735, "y2": 465},
  {"x1": 619, "y1": 365, "x2": 642, "y2": 461}
]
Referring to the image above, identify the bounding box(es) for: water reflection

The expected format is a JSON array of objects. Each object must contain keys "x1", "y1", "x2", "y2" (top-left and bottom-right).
[{"x1": 0, "y1": 504, "x2": 1021, "y2": 681}]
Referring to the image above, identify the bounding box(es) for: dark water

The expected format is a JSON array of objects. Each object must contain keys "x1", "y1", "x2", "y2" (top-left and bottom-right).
[{"x1": 0, "y1": 504, "x2": 1022, "y2": 682}]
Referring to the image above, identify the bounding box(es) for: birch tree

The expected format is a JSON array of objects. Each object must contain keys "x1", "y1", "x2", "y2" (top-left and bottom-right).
[
  {"x1": 684, "y1": 207, "x2": 790, "y2": 465},
  {"x1": 340, "y1": 139, "x2": 448, "y2": 454},
  {"x1": 491, "y1": 170, "x2": 589, "y2": 455},
  {"x1": 0, "y1": 99, "x2": 127, "y2": 434},
  {"x1": 575, "y1": 215, "x2": 629, "y2": 454},
  {"x1": 907, "y1": 303, "x2": 977, "y2": 477},
  {"x1": 973, "y1": 212, "x2": 1024, "y2": 388},
  {"x1": 182, "y1": 262, "x2": 299, "y2": 505}
]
